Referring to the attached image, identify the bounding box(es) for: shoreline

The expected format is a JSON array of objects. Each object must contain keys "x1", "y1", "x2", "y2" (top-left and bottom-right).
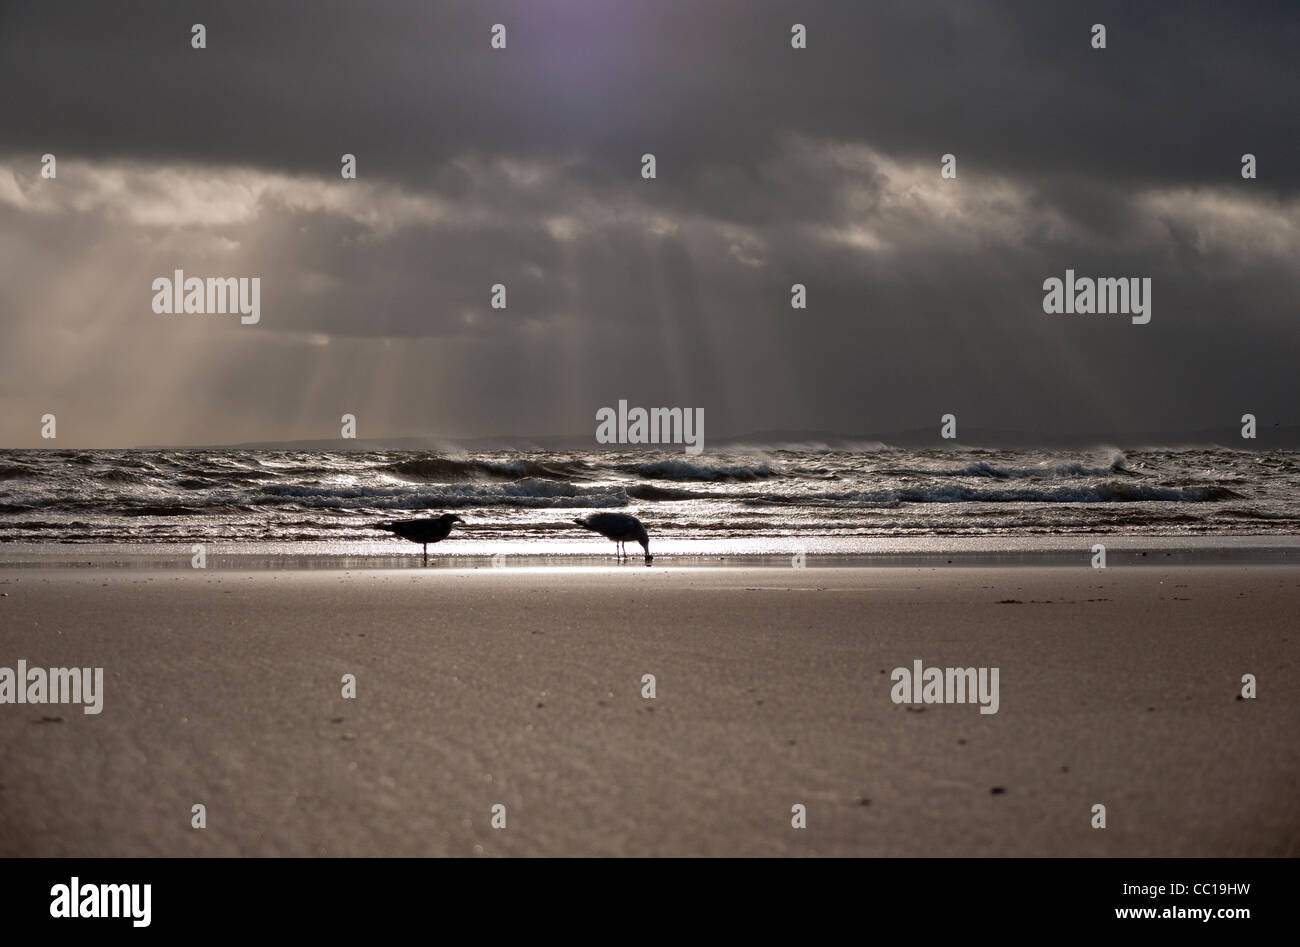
[{"x1": 2, "y1": 534, "x2": 1299, "y2": 570}]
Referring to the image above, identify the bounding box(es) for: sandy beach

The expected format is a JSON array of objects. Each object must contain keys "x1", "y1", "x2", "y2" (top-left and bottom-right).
[{"x1": 1, "y1": 564, "x2": 1296, "y2": 857}]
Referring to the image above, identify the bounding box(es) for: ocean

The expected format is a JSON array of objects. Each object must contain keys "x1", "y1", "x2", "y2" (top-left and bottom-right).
[{"x1": 1, "y1": 445, "x2": 1297, "y2": 564}]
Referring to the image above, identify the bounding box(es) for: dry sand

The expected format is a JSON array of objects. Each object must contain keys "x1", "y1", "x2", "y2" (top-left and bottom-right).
[{"x1": 1, "y1": 565, "x2": 1296, "y2": 857}]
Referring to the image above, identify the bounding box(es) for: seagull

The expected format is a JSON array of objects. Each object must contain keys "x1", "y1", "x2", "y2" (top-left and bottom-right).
[
  {"x1": 376, "y1": 513, "x2": 464, "y2": 565},
  {"x1": 573, "y1": 512, "x2": 652, "y2": 562}
]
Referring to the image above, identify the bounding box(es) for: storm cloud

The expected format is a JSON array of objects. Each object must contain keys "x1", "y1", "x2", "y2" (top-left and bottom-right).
[{"x1": 1, "y1": 0, "x2": 1297, "y2": 446}]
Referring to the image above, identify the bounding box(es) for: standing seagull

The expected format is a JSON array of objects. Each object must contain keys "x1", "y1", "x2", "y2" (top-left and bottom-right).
[
  {"x1": 377, "y1": 513, "x2": 464, "y2": 565},
  {"x1": 573, "y1": 512, "x2": 652, "y2": 562}
]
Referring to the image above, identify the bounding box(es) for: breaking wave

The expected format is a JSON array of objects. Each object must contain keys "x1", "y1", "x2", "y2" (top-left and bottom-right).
[
  {"x1": 933, "y1": 451, "x2": 1135, "y2": 479},
  {"x1": 742, "y1": 482, "x2": 1242, "y2": 507},
  {"x1": 381, "y1": 456, "x2": 588, "y2": 482},
  {"x1": 633, "y1": 459, "x2": 776, "y2": 481},
  {"x1": 255, "y1": 479, "x2": 627, "y2": 510}
]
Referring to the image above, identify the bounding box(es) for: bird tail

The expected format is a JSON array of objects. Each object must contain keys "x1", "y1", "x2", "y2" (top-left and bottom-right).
[{"x1": 572, "y1": 517, "x2": 591, "y2": 529}]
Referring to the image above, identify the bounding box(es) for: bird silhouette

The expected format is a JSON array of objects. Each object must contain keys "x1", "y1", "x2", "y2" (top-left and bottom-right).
[
  {"x1": 377, "y1": 513, "x2": 464, "y2": 565},
  {"x1": 573, "y1": 512, "x2": 652, "y2": 562}
]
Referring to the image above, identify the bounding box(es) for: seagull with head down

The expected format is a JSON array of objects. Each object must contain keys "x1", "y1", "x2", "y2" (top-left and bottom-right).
[{"x1": 573, "y1": 512, "x2": 653, "y2": 563}]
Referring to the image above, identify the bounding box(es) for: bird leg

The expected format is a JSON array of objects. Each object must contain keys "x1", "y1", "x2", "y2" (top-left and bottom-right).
[{"x1": 423, "y1": 543, "x2": 428, "y2": 566}]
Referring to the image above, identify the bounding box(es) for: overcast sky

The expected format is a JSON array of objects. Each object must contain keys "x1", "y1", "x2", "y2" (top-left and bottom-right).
[{"x1": 2, "y1": 0, "x2": 1297, "y2": 448}]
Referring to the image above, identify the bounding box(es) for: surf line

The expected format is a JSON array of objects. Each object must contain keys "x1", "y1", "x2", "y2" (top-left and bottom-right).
[{"x1": 0, "y1": 660, "x2": 104, "y2": 714}]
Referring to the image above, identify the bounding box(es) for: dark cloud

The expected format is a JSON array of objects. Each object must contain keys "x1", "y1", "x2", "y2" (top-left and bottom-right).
[
  {"x1": 0, "y1": 1, "x2": 1297, "y2": 446},
  {"x1": 5, "y1": 1, "x2": 1298, "y2": 186}
]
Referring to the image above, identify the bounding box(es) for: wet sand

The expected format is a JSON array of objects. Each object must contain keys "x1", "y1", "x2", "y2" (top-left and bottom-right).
[{"x1": 1, "y1": 565, "x2": 1296, "y2": 856}]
